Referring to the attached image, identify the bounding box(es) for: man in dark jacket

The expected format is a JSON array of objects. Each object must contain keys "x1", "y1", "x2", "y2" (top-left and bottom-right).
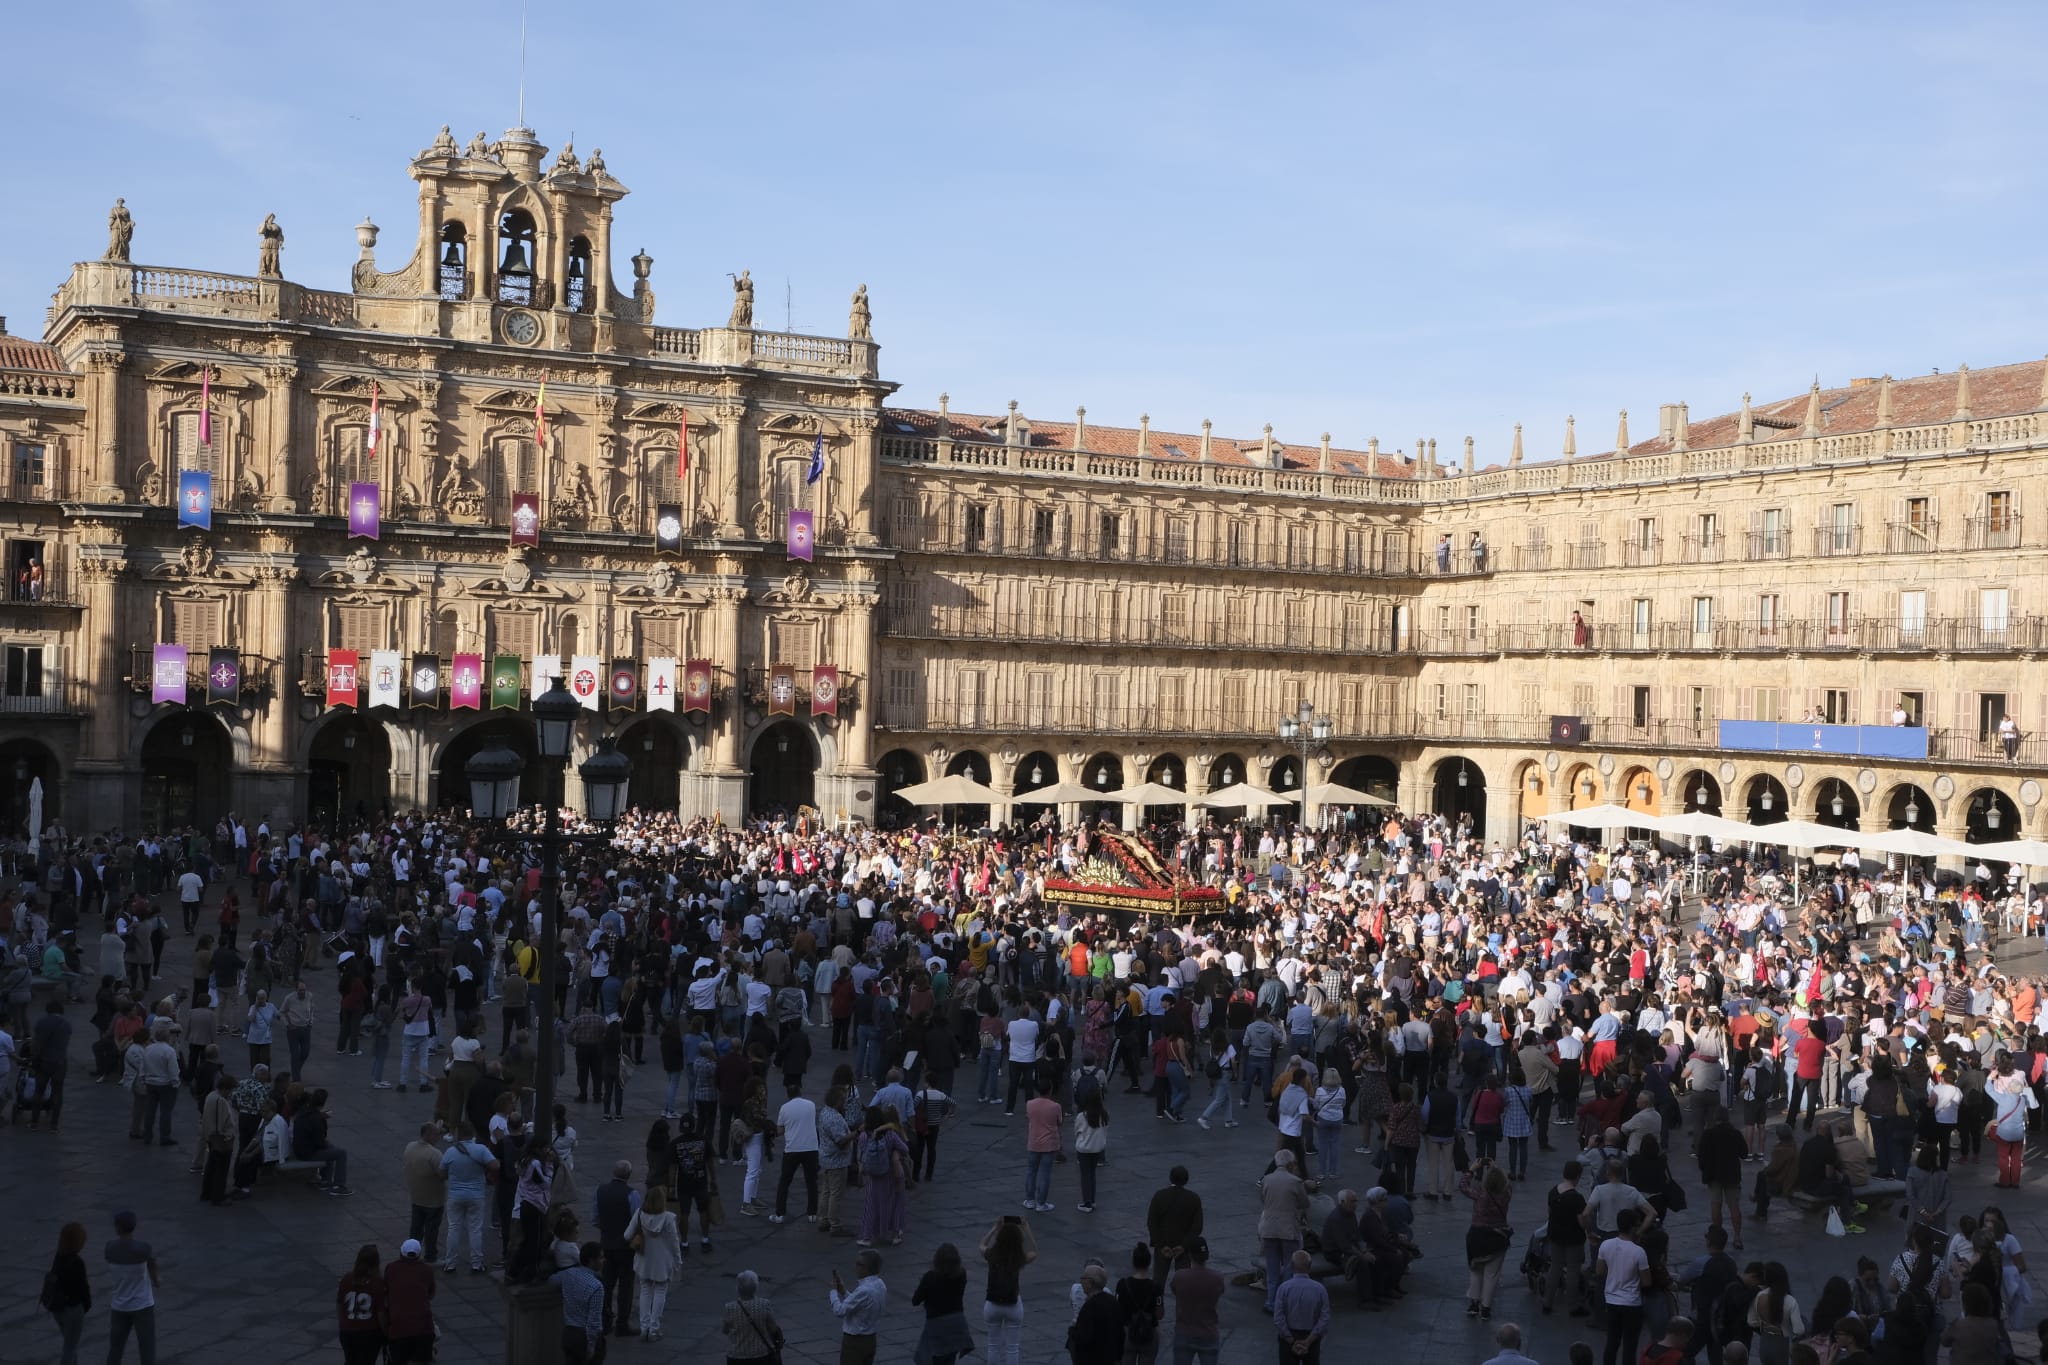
[
  {"x1": 1675, "y1": 1223, "x2": 1740, "y2": 1361},
  {"x1": 1068, "y1": 1265, "x2": 1125, "y2": 1365},
  {"x1": 1145, "y1": 1166, "x2": 1204, "y2": 1274},
  {"x1": 591, "y1": 1160, "x2": 641, "y2": 1338},
  {"x1": 1695, "y1": 1105, "x2": 1749, "y2": 1247}
]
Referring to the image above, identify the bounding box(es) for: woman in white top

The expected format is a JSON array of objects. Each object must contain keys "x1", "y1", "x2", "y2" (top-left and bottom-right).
[{"x1": 630, "y1": 1185, "x2": 683, "y2": 1339}]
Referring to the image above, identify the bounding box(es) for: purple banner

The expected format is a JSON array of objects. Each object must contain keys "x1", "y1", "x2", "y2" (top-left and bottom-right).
[
  {"x1": 151, "y1": 644, "x2": 188, "y2": 705},
  {"x1": 347, "y1": 481, "x2": 380, "y2": 540},
  {"x1": 786, "y1": 508, "x2": 814, "y2": 562}
]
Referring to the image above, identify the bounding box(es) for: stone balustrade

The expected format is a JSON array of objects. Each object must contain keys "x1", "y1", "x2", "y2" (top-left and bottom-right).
[{"x1": 0, "y1": 367, "x2": 79, "y2": 400}]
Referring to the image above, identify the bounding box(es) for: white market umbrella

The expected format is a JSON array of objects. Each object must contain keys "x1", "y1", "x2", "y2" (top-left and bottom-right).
[
  {"x1": 1194, "y1": 781, "x2": 1293, "y2": 810},
  {"x1": 892, "y1": 773, "x2": 1001, "y2": 806},
  {"x1": 25, "y1": 776, "x2": 41, "y2": 857},
  {"x1": 1740, "y1": 819, "x2": 1859, "y2": 850},
  {"x1": 1540, "y1": 803, "x2": 1649, "y2": 830},
  {"x1": 1117, "y1": 781, "x2": 1190, "y2": 807},
  {"x1": 1307, "y1": 781, "x2": 1394, "y2": 808},
  {"x1": 1645, "y1": 810, "x2": 1757, "y2": 842},
  {"x1": 1011, "y1": 778, "x2": 1102, "y2": 805},
  {"x1": 1967, "y1": 839, "x2": 2048, "y2": 865},
  {"x1": 1851, "y1": 827, "x2": 1974, "y2": 859}
]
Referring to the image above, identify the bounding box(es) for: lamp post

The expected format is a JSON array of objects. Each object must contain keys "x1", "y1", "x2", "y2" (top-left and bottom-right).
[
  {"x1": 463, "y1": 679, "x2": 630, "y2": 1167},
  {"x1": 1277, "y1": 698, "x2": 1334, "y2": 828}
]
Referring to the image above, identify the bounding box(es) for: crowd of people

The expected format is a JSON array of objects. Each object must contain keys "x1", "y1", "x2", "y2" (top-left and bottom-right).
[{"x1": 2, "y1": 797, "x2": 2046, "y2": 1363}]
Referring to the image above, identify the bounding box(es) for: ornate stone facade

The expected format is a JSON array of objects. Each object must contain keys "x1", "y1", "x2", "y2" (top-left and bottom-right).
[{"x1": 0, "y1": 129, "x2": 2040, "y2": 856}]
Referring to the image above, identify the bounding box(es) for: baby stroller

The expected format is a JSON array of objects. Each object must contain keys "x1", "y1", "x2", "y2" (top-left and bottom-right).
[{"x1": 1520, "y1": 1228, "x2": 1550, "y2": 1298}]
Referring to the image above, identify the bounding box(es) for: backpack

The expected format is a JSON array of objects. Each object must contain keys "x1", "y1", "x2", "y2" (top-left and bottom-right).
[
  {"x1": 861, "y1": 1133, "x2": 894, "y2": 1177},
  {"x1": 1074, "y1": 1068, "x2": 1103, "y2": 1111}
]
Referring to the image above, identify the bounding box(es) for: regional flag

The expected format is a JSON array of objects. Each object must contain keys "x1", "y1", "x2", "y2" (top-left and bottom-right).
[
  {"x1": 608, "y1": 659, "x2": 639, "y2": 713},
  {"x1": 510, "y1": 492, "x2": 541, "y2": 547},
  {"x1": 534, "y1": 378, "x2": 548, "y2": 450},
  {"x1": 327, "y1": 649, "x2": 361, "y2": 708},
  {"x1": 568, "y1": 655, "x2": 603, "y2": 711},
  {"x1": 490, "y1": 654, "x2": 523, "y2": 710},
  {"x1": 206, "y1": 648, "x2": 239, "y2": 706},
  {"x1": 806, "y1": 432, "x2": 824, "y2": 486},
  {"x1": 648, "y1": 657, "x2": 677, "y2": 713},
  {"x1": 451, "y1": 652, "x2": 483, "y2": 710},
  {"x1": 348, "y1": 481, "x2": 381, "y2": 540},
  {"x1": 787, "y1": 509, "x2": 814, "y2": 562},
  {"x1": 655, "y1": 503, "x2": 683, "y2": 554},
  {"x1": 409, "y1": 652, "x2": 440, "y2": 709},
  {"x1": 678, "y1": 406, "x2": 690, "y2": 478},
  {"x1": 199, "y1": 364, "x2": 212, "y2": 448},
  {"x1": 768, "y1": 664, "x2": 797, "y2": 716},
  {"x1": 150, "y1": 644, "x2": 187, "y2": 705},
  {"x1": 682, "y1": 659, "x2": 712, "y2": 714},
  {"x1": 366, "y1": 380, "x2": 382, "y2": 456},
  {"x1": 367, "y1": 650, "x2": 403, "y2": 710},
  {"x1": 811, "y1": 665, "x2": 840, "y2": 717},
  {"x1": 177, "y1": 470, "x2": 213, "y2": 530}
]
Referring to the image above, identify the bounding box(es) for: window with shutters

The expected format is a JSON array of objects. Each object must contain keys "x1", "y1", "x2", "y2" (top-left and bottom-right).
[
  {"x1": 1520, "y1": 681, "x2": 1541, "y2": 717},
  {"x1": 646, "y1": 443, "x2": 685, "y2": 512},
  {"x1": 635, "y1": 614, "x2": 683, "y2": 658},
  {"x1": 1753, "y1": 687, "x2": 1780, "y2": 723},
  {"x1": 1757, "y1": 593, "x2": 1781, "y2": 637},
  {"x1": 769, "y1": 619, "x2": 816, "y2": 671},
  {"x1": 1025, "y1": 671, "x2": 1052, "y2": 727},
  {"x1": 959, "y1": 668, "x2": 988, "y2": 727},
  {"x1": 1825, "y1": 591, "x2": 1851, "y2": 638},
  {"x1": 885, "y1": 579, "x2": 918, "y2": 632},
  {"x1": 1692, "y1": 597, "x2": 1714, "y2": 634},
  {"x1": 4, "y1": 644, "x2": 43, "y2": 698},
  {"x1": 885, "y1": 667, "x2": 919, "y2": 726},
  {"x1": 1162, "y1": 594, "x2": 1191, "y2": 642},
  {"x1": 1631, "y1": 685, "x2": 1652, "y2": 728},
  {"x1": 1823, "y1": 688, "x2": 1854, "y2": 725},
  {"x1": 1027, "y1": 584, "x2": 1052, "y2": 635},
  {"x1": 1687, "y1": 686, "x2": 1711, "y2": 734},
  {"x1": 1342, "y1": 600, "x2": 1368, "y2": 649},
  {"x1": 1095, "y1": 588, "x2": 1122, "y2": 642},
  {"x1": 1159, "y1": 673, "x2": 1187, "y2": 725},
  {"x1": 12, "y1": 442, "x2": 45, "y2": 496},
  {"x1": 167, "y1": 601, "x2": 222, "y2": 654},
  {"x1": 489, "y1": 608, "x2": 538, "y2": 659},
  {"x1": 1343, "y1": 527, "x2": 1366, "y2": 573},
  {"x1": 1432, "y1": 682, "x2": 1448, "y2": 721},
  {"x1": 1032, "y1": 507, "x2": 1056, "y2": 555},
  {"x1": 1341, "y1": 679, "x2": 1365, "y2": 728},
  {"x1": 770, "y1": 456, "x2": 813, "y2": 527},
  {"x1": 331, "y1": 425, "x2": 374, "y2": 508},
  {"x1": 1285, "y1": 524, "x2": 1309, "y2": 570},
  {"x1": 430, "y1": 608, "x2": 461, "y2": 657},
  {"x1": 1899, "y1": 590, "x2": 1927, "y2": 642},
  {"x1": 493, "y1": 438, "x2": 536, "y2": 520},
  {"x1": 1091, "y1": 672, "x2": 1121, "y2": 728},
  {"x1": 1436, "y1": 605, "x2": 1452, "y2": 635},
  {"x1": 1165, "y1": 517, "x2": 1191, "y2": 563},
  {"x1": 1572, "y1": 683, "x2": 1594, "y2": 718},
  {"x1": 1979, "y1": 693, "x2": 2008, "y2": 741},
  {"x1": 1284, "y1": 598, "x2": 1308, "y2": 646},
  {"x1": 1098, "y1": 512, "x2": 1121, "y2": 560},
  {"x1": 963, "y1": 502, "x2": 988, "y2": 553},
  {"x1": 1465, "y1": 605, "x2": 1481, "y2": 641},
  {"x1": 1462, "y1": 683, "x2": 1481, "y2": 720},
  {"x1": 171, "y1": 412, "x2": 220, "y2": 479},
  {"x1": 1221, "y1": 674, "x2": 1246, "y2": 725},
  {"x1": 334, "y1": 604, "x2": 384, "y2": 653},
  {"x1": 1980, "y1": 587, "x2": 2010, "y2": 640},
  {"x1": 1280, "y1": 675, "x2": 1306, "y2": 716},
  {"x1": 891, "y1": 496, "x2": 920, "y2": 544},
  {"x1": 1225, "y1": 519, "x2": 1247, "y2": 567},
  {"x1": 558, "y1": 614, "x2": 581, "y2": 660},
  {"x1": 1224, "y1": 596, "x2": 1249, "y2": 643},
  {"x1": 1632, "y1": 598, "x2": 1652, "y2": 637}
]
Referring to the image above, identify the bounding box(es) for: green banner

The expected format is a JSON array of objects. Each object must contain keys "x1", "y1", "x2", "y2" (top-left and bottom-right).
[{"x1": 490, "y1": 654, "x2": 522, "y2": 710}]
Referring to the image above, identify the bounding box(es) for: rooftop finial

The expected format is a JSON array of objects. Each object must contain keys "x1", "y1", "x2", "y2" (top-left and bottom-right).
[
  {"x1": 1673, "y1": 402, "x2": 1689, "y2": 452},
  {"x1": 1462, "y1": 435, "x2": 1475, "y2": 474},
  {"x1": 1876, "y1": 375, "x2": 1894, "y2": 428},
  {"x1": 1562, "y1": 415, "x2": 1576, "y2": 460},
  {"x1": 1615, "y1": 409, "x2": 1629, "y2": 455},
  {"x1": 1953, "y1": 363, "x2": 1973, "y2": 421},
  {"x1": 1737, "y1": 392, "x2": 1754, "y2": 443},
  {"x1": 1509, "y1": 423, "x2": 1523, "y2": 465},
  {"x1": 1802, "y1": 377, "x2": 1823, "y2": 436}
]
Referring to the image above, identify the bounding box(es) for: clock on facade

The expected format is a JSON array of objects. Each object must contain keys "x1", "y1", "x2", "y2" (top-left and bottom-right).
[{"x1": 502, "y1": 309, "x2": 542, "y2": 345}]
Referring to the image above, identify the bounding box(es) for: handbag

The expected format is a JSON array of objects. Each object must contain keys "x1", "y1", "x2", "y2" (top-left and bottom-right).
[
  {"x1": 739, "y1": 1299, "x2": 784, "y2": 1365},
  {"x1": 628, "y1": 1213, "x2": 646, "y2": 1255}
]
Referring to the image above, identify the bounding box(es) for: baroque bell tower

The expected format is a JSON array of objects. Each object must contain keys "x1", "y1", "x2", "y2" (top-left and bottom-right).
[{"x1": 349, "y1": 125, "x2": 650, "y2": 353}]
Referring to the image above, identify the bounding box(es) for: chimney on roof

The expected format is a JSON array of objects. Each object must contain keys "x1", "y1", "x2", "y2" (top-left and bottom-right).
[
  {"x1": 1005, "y1": 399, "x2": 1022, "y2": 447},
  {"x1": 1953, "y1": 364, "x2": 1972, "y2": 421},
  {"x1": 1074, "y1": 406, "x2": 1087, "y2": 451},
  {"x1": 1658, "y1": 404, "x2": 1680, "y2": 443},
  {"x1": 0, "y1": 316, "x2": 8, "y2": 335},
  {"x1": 1509, "y1": 423, "x2": 1523, "y2": 465},
  {"x1": 1261, "y1": 424, "x2": 1275, "y2": 468},
  {"x1": 1368, "y1": 437, "x2": 1380, "y2": 462},
  {"x1": 1615, "y1": 409, "x2": 1630, "y2": 456},
  {"x1": 1562, "y1": 416, "x2": 1575, "y2": 462},
  {"x1": 1674, "y1": 403, "x2": 1689, "y2": 452},
  {"x1": 1427, "y1": 438, "x2": 1438, "y2": 475},
  {"x1": 1199, "y1": 419, "x2": 1212, "y2": 462},
  {"x1": 1801, "y1": 379, "x2": 1823, "y2": 437},
  {"x1": 1462, "y1": 436, "x2": 1474, "y2": 475},
  {"x1": 1737, "y1": 392, "x2": 1754, "y2": 444},
  {"x1": 1319, "y1": 432, "x2": 1331, "y2": 473},
  {"x1": 1876, "y1": 375, "x2": 1894, "y2": 428},
  {"x1": 1138, "y1": 413, "x2": 1150, "y2": 457}
]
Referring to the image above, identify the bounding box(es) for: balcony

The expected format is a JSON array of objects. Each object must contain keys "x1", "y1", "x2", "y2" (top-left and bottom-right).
[
  {"x1": 1618, "y1": 540, "x2": 1662, "y2": 568},
  {"x1": 1744, "y1": 531, "x2": 1792, "y2": 561},
  {"x1": 124, "y1": 646, "x2": 277, "y2": 699},
  {"x1": 1565, "y1": 542, "x2": 1604, "y2": 570},
  {"x1": 1965, "y1": 515, "x2": 2022, "y2": 551},
  {"x1": 1515, "y1": 544, "x2": 1551, "y2": 571},
  {"x1": 1812, "y1": 524, "x2": 1862, "y2": 558},
  {"x1": 1884, "y1": 519, "x2": 1940, "y2": 554},
  {"x1": 1679, "y1": 534, "x2": 1727, "y2": 564},
  {"x1": 877, "y1": 607, "x2": 1397, "y2": 659}
]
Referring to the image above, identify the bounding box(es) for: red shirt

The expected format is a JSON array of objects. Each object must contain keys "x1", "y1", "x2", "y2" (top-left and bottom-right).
[
  {"x1": 383, "y1": 1260, "x2": 436, "y2": 1338},
  {"x1": 1795, "y1": 1035, "x2": 1825, "y2": 1080},
  {"x1": 337, "y1": 1273, "x2": 387, "y2": 1335},
  {"x1": 1025, "y1": 1095, "x2": 1064, "y2": 1153}
]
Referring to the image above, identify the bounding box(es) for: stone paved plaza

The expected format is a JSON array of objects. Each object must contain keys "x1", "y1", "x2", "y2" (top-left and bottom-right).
[{"x1": 5, "y1": 892, "x2": 2047, "y2": 1365}]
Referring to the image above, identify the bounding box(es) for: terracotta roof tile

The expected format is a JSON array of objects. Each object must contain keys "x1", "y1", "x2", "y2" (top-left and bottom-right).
[
  {"x1": 0, "y1": 335, "x2": 63, "y2": 373},
  {"x1": 881, "y1": 408, "x2": 1418, "y2": 480}
]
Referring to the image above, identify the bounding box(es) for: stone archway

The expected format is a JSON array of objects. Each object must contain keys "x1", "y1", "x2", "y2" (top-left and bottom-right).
[
  {"x1": 1515, "y1": 760, "x2": 1549, "y2": 823},
  {"x1": 617, "y1": 714, "x2": 690, "y2": 814},
  {"x1": 1081, "y1": 750, "x2": 1123, "y2": 824},
  {"x1": 1883, "y1": 782, "x2": 1933, "y2": 831},
  {"x1": 944, "y1": 750, "x2": 993, "y2": 828},
  {"x1": 1330, "y1": 754, "x2": 1399, "y2": 804},
  {"x1": 436, "y1": 716, "x2": 541, "y2": 813},
  {"x1": 1620, "y1": 766, "x2": 1661, "y2": 817},
  {"x1": 1431, "y1": 755, "x2": 1485, "y2": 829},
  {"x1": 1811, "y1": 776, "x2": 1860, "y2": 830},
  {"x1": 141, "y1": 711, "x2": 233, "y2": 832},
  {"x1": 1745, "y1": 773, "x2": 1789, "y2": 825},
  {"x1": 1964, "y1": 787, "x2": 2021, "y2": 843},
  {"x1": 877, "y1": 748, "x2": 926, "y2": 828},
  {"x1": 749, "y1": 721, "x2": 817, "y2": 815},
  {"x1": 1677, "y1": 769, "x2": 1722, "y2": 814},
  {"x1": 0, "y1": 738, "x2": 60, "y2": 839},
  {"x1": 307, "y1": 712, "x2": 394, "y2": 828}
]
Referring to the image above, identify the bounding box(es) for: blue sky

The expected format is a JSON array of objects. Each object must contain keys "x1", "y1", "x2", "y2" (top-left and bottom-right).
[{"x1": 7, "y1": 2, "x2": 2047, "y2": 461}]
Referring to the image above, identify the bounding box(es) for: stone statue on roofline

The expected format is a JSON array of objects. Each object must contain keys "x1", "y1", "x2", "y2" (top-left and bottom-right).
[
  {"x1": 728, "y1": 270, "x2": 754, "y2": 329},
  {"x1": 105, "y1": 199, "x2": 133, "y2": 262},
  {"x1": 257, "y1": 214, "x2": 284, "y2": 277},
  {"x1": 848, "y1": 284, "x2": 872, "y2": 341}
]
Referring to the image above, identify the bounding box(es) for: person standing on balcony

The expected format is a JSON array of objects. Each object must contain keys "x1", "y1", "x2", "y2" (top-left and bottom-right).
[
  {"x1": 1999, "y1": 713, "x2": 2020, "y2": 765},
  {"x1": 1571, "y1": 611, "x2": 1591, "y2": 649},
  {"x1": 1436, "y1": 535, "x2": 1452, "y2": 573}
]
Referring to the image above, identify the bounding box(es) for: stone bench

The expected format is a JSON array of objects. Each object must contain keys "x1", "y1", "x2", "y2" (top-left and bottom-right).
[{"x1": 1788, "y1": 1177, "x2": 1907, "y2": 1214}]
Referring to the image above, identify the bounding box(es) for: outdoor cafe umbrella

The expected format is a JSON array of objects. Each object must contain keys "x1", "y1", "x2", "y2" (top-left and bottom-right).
[
  {"x1": 1116, "y1": 781, "x2": 1190, "y2": 807},
  {"x1": 891, "y1": 773, "x2": 1002, "y2": 807},
  {"x1": 1538, "y1": 803, "x2": 1647, "y2": 830},
  {"x1": 1644, "y1": 809, "x2": 1758, "y2": 842},
  {"x1": 1850, "y1": 827, "x2": 1974, "y2": 859},
  {"x1": 1307, "y1": 781, "x2": 1393, "y2": 808},
  {"x1": 1010, "y1": 778, "x2": 1101, "y2": 805},
  {"x1": 1193, "y1": 781, "x2": 1292, "y2": 810},
  {"x1": 1970, "y1": 838, "x2": 2048, "y2": 866},
  {"x1": 1738, "y1": 818, "x2": 1859, "y2": 850}
]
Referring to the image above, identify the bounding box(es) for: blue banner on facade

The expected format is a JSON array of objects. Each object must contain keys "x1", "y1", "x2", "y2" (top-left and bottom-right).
[{"x1": 1717, "y1": 720, "x2": 1929, "y2": 760}]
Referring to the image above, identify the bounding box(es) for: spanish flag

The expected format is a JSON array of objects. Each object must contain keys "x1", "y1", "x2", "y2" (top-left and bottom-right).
[{"x1": 534, "y1": 378, "x2": 548, "y2": 451}]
